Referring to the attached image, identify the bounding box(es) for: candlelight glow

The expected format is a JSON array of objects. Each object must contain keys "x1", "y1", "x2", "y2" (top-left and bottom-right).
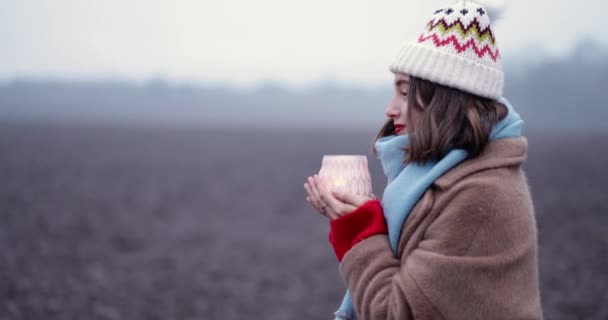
[{"x1": 333, "y1": 177, "x2": 346, "y2": 187}]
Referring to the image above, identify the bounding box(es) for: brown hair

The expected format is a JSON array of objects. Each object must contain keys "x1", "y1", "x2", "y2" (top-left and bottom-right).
[{"x1": 372, "y1": 76, "x2": 508, "y2": 165}]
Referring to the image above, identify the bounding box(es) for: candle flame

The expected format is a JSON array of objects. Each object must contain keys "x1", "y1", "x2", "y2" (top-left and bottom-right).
[{"x1": 333, "y1": 177, "x2": 346, "y2": 187}]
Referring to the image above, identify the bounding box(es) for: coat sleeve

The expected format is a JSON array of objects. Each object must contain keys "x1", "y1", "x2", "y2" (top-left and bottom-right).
[{"x1": 338, "y1": 182, "x2": 542, "y2": 320}]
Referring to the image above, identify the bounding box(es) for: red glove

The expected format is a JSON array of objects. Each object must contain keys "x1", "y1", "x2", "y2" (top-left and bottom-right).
[{"x1": 328, "y1": 199, "x2": 388, "y2": 261}]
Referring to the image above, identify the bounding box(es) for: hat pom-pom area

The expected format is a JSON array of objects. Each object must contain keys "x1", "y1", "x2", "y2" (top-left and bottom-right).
[{"x1": 468, "y1": 0, "x2": 508, "y2": 21}]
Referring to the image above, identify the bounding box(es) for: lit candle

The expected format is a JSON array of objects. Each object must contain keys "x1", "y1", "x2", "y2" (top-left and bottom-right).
[{"x1": 318, "y1": 155, "x2": 372, "y2": 196}]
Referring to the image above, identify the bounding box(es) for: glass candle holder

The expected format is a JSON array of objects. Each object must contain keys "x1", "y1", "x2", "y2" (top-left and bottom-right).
[{"x1": 318, "y1": 155, "x2": 372, "y2": 196}]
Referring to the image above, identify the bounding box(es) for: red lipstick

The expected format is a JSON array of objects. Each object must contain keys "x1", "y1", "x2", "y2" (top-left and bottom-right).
[{"x1": 394, "y1": 124, "x2": 406, "y2": 134}]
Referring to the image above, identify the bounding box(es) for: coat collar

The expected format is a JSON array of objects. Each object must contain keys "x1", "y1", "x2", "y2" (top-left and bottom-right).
[{"x1": 433, "y1": 136, "x2": 529, "y2": 190}]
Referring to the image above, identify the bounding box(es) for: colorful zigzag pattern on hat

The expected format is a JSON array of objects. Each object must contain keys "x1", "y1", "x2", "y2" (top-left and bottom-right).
[
  {"x1": 427, "y1": 19, "x2": 496, "y2": 45},
  {"x1": 418, "y1": 34, "x2": 500, "y2": 62},
  {"x1": 417, "y1": 4, "x2": 501, "y2": 63}
]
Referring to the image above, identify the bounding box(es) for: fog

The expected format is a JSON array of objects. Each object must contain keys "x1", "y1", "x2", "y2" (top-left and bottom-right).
[{"x1": 1, "y1": 40, "x2": 607, "y2": 133}]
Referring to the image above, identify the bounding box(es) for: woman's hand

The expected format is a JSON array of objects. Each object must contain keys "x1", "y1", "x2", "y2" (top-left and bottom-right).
[{"x1": 304, "y1": 174, "x2": 376, "y2": 220}]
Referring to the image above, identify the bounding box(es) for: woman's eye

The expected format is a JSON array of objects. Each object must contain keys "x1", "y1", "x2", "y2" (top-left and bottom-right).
[{"x1": 400, "y1": 91, "x2": 408, "y2": 97}]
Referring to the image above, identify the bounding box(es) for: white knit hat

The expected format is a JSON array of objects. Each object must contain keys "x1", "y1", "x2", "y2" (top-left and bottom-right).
[{"x1": 389, "y1": 0, "x2": 507, "y2": 99}]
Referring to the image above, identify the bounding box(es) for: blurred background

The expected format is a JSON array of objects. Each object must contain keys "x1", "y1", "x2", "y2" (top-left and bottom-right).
[{"x1": 1, "y1": 0, "x2": 607, "y2": 319}]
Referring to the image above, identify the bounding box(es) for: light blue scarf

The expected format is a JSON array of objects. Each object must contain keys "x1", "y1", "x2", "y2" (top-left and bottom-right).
[{"x1": 334, "y1": 97, "x2": 524, "y2": 320}]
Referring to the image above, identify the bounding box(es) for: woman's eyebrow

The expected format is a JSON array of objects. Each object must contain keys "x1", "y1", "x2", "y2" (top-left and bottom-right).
[{"x1": 395, "y1": 79, "x2": 409, "y2": 87}]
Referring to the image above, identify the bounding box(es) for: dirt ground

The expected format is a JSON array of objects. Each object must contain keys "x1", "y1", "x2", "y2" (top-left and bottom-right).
[{"x1": 0, "y1": 124, "x2": 606, "y2": 319}]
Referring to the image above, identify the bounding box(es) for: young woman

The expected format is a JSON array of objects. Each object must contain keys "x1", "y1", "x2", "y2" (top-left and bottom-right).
[{"x1": 303, "y1": 1, "x2": 543, "y2": 319}]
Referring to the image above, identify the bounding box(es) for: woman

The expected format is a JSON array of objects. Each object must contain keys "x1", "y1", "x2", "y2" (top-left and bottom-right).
[{"x1": 303, "y1": 1, "x2": 543, "y2": 319}]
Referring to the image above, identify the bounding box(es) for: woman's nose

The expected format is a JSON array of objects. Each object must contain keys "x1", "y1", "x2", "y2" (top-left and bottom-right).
[{"x1": 385, "y1": 102, "x2": 400, "y2": 119}]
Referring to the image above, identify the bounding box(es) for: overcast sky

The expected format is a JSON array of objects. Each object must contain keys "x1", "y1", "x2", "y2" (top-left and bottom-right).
[{"x1": 2, "y1": 0, "x2": 607, "y2": 86}]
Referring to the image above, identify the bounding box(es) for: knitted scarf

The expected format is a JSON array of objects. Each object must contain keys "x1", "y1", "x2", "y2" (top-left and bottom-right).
[{"x1": 334, "y1": 97, "x2": 524, "y2": 320}]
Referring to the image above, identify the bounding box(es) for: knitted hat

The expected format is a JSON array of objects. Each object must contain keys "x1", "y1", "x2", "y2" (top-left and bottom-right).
[{"x1": 389, "y1": 0, "x2": 507, "y2": 99}]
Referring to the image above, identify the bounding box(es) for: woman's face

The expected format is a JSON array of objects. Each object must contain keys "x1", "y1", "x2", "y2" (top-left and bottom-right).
[{"x1": 386, "y1": 72, "x2": 410, "y2": 135}]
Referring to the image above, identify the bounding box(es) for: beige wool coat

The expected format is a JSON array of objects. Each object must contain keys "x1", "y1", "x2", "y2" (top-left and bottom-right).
[{"x1": 339, "y1": 136, "x2": 543, "y2": 320}]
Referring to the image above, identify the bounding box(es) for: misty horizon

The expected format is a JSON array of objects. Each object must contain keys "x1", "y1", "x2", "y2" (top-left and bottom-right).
[{"x1": 1, "y1": 39, "x2": 607, "y2": 133}]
